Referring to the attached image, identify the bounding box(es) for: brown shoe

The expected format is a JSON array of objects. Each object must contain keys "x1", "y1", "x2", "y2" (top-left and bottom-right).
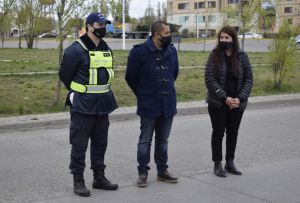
[
  {"x1": 157, "y1": 171, "x2": 178, "y2": 183},
  {"x1": 136, "y1": 175, "x2": 147, "y2": 187}
]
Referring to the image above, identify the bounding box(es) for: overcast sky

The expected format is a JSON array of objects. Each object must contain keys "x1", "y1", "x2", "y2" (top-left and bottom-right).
[{"x1": 128, "y1": 0, "x2": 167, "y2": 19}]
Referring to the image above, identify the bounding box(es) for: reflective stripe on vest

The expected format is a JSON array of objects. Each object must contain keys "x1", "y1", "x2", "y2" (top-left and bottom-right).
[
  {"x1": 70, "y1": 39, "x2": 114, "y2": 94},
  {"x1": 70, "y1": 81, "x2": 110, "y2": 93}
]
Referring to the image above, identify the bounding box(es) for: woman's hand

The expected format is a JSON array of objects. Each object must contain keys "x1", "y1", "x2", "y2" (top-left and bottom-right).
[{"x1": 225, "y1": 97, "x2": 240, "y2": 110}]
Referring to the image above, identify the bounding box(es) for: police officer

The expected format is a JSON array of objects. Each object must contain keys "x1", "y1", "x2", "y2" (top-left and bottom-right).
[
  {"x1": 125, "y1": 21, "x2": 179, "y2": 187},
  {"x1": 59, "y1": 12, "x2": 118, "y2": 197}
]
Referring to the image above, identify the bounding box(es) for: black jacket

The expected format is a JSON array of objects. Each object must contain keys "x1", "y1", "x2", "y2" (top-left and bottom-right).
[
  {"x1": 59, "y1": 34, "x2": 118, "y2": 115},
  {"x1": 205, "y1": 49, "x2": 253, "y2": 110}
]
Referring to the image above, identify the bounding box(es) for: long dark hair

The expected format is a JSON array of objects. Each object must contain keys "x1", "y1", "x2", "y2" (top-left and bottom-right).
[{"x1": 213, "y1": 26, "x2": 240, "y2": 76}]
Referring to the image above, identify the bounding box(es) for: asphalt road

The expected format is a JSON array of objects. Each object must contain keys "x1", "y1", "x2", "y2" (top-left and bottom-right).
[
  {"x1": 2, "y1": 38, "x2": 271, "y2": 52},
  {"x1": 0, "y1": 105, "x2": 299, "y2": 202}
]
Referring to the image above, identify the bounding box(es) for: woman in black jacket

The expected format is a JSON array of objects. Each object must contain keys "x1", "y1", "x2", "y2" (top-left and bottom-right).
[{"x1": 205, "y1": 26, "x2": 253, "y2": 177}]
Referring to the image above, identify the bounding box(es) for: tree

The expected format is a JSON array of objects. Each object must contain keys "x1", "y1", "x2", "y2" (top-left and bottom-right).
[
  {"x1": 0, "y1": 12, "x2": 12, "y2": 47},
  {"x1": 16, "y1": 0, "x2": 45, "y2": 49},
  {"x1": 123, "y1": 0, "x2": 131, "y2": 22},
  {"x1": 109, "y1": 0, "x2": 122, "y2": 23},
  {"x1": 260, "y1": 5, "x2": 275, "y2": 33},
  {"x1": 89, "y1": 0, "x2": 109, "y2": 17},
  {"x1": 239, "y1": 0, "x2": 262, "y2": 50},
  {"x1": 140, "y1": 2, "x2": 155, "y2": 31},
  {"x1": 54, "y1": 0, "x2": 86, "y2": 104},
  {"x1": 0, "y1": 0, "x2": 15, "y2": 23},
  {"x1": 161, "y1": 2, "x2": 167, "y2": 22},
  {"x1": 268, "y1": 22, "x2": 298, "y2": 90},
  {"x1": 15, "y1": 5, "x2": 28, "y2": 48},
  {"x1": 0, "y1": 0, "x2": 15, "y2": 47},
  {"x1": 169, "y1": 23, "x2": 181, "y2": 35},
  {"x1": 156, "y1": 1, "x2": 161, "y2": 21},
  {"x1": 109, "y1": 0, "x2": 131, "y2": 24},
  {"x1": 224, "y1": 0, "x2": 262, "y2": 50}
]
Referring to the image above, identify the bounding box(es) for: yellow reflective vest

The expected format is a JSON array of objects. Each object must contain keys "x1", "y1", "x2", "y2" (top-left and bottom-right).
[{"x1": 70, "y1": 39, "x2": 114, "y2": 94}]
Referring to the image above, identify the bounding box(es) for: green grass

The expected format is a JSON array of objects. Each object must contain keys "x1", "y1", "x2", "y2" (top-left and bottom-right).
[
  {"x1": 2, "y1": 49, "x2": 298, "y2": 73},
  {"x1": 0, "y1": 74, "x2": 67, "y2": 115},
  {"x1": 1, "y1": 65, "x2": 300, "y2": 117},
  {"x1": 1, "y1": 48, "x2": 300, "y2": 117}
]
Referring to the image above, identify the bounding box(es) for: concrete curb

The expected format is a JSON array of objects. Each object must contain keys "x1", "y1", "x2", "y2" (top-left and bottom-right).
[{"x1": 0, "y1": 93, "x2": 300, "y2": 132}]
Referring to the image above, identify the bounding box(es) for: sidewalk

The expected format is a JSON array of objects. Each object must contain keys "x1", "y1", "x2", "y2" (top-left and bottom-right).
[
  {"x1": 40, "y1": 158, "x2": 300, "y2": 203},
  {"x1": 1, "y1": 93, "x2": 300, "y2": 132}
]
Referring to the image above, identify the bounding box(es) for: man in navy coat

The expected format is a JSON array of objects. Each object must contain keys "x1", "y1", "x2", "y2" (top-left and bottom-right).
[{"x1": 125, "y1": 21, "x2": 179, "y2": 187}]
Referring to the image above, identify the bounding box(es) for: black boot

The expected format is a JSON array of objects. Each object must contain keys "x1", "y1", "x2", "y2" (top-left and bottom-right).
[
  {"x1": 214, "y1": 161, "x2": 226, "y2": 177},
  {"x1": 73, "y1": 174, "x2": 90, "y2": 197},
  {"x1": 93, "y1": 170, "x2": 118, "y2": 190},
  {"x1": 225, "y1": 160, "x2": 242, "y2": 175}
]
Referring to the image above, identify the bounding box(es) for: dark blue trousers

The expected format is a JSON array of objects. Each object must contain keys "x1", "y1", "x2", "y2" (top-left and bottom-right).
[
  {"x1": 137, "y1": 116, "x2": 173, "y2": 175},
  {"x1": 69, "y1": 112, "x2": 109, "y2": 174}
]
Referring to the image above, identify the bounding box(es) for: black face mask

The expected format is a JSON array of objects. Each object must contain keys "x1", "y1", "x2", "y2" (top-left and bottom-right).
[
  {"x1": 220, "y1": 41, "x2": 233, "y2": 50},
  {"x1": 160, "y1": 35, "x2": 172, "y2": 48},
  {"x1": 92, "y1": 27, "x2": 106, "y2": 39}
]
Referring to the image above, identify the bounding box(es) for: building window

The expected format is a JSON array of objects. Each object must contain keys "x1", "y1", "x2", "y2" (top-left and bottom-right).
[
  {"x1": 287, "y1": 19, "x2": 292, "y2": 24},
  {"x1": 208, "y1": 15, "x2": 216, "y2": 23},
  {"x1": 208, "y1": 1, "x2": 216, "y2": 8},
  {"x1": 194, "y1": 2, "x2": 205, "y2": 9},
  {"x1": 179, "y1": 16, "x2": 190, "y2": 23},
  {"x1": 284, "y1": 7, "x2": 292, "y2": 13},
  {"x1": 178, "y1": 3, "x2": 189, "y2": 10},
  {"x1": 197, "y1": 16, "x2": 205, "y2": 23},
  {"x1": 199, "y1": 2, "x2": 205, "y2": 8},
  {"x1": 228, "y1": 0, "x2": 240, "y2": 3}
]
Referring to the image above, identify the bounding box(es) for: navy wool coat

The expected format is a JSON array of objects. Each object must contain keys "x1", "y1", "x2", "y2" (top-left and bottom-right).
[{"x1": 125, "y1": 37, "x2": 179, "y2": 118}]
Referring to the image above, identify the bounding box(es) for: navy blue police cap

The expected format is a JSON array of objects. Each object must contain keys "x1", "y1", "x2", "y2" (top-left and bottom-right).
[{"x1": 86, "y1": 13, "x2": 111, "y2": 25}]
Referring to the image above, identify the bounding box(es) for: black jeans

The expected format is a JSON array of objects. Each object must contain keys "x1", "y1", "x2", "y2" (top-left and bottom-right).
[
  {"x1": 137, "y1": 116, "x2": 173, "y2": 175},
  {"x1": 208, "y1": 105, "x2": 244, "y2": 162},
  {"x1": 69, "y1": 112, "x2": 109, "y2": 174}
]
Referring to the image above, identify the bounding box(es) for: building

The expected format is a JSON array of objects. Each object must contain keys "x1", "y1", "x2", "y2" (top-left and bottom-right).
[
  {"x1": 167, "y1": 0, "x2": 245, "y2": 37},
  {"x1": 166, "y1": 0, "x2": 265, "y2": 37},
  {"x1": 276, "y1": 0, "x2": 300, "y2": 31}
]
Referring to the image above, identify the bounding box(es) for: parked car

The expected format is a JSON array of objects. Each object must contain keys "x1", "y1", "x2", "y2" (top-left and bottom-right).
[
  {"x1": 295, "y1": 35, "x2": 300, "y2": 43},
  {"x1": 295, "y1": 35, "x2": 300, "y2": 49},
  {"x1": 238, "y1": 32, "x2": 263, "y2": 39},
  {"x1": 38, "y1": 32, "x2": 57, "y2": 38}
]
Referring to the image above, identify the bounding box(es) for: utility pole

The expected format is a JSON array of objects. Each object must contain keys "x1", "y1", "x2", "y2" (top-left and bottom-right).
[
  {"x1": 196, "y1": 13, "x2": 198, "y2": 38},
  {"x1": 196, "y1": 3, "x2": 199, "y2": 38},
  {"x1": 203, "y1": 0, "x2": 208, "y2": 51},
  {"x1": 148, "y1": 0, "x2": 151, "y2": 33},
  {"x1": 122, "y1": 0, "x2": 125, "y2": 50}
]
